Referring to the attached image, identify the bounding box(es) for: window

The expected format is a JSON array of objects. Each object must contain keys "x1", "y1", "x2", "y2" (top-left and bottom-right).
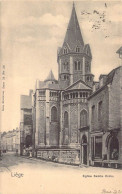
[
  {"x1": 63, "y1": 47, "x2": 68, "y2": 54},
  {"x1": 63, "y1": 62, "x2": 68, "y2": 70},
  {"x1": 95, "y1": 136, "x2": 102, "y2": 158},
  {"x1": 75, "y1": 61, "x2": 77, "y2": 70},
  {"x1": 98, "y1": 101, "x2": 102, "y2": 121},
  {"x1": 51, "y1": 106, "x2": 58, "y2": 122},
  {"x1": 80, "y1": 110, "x2": 87, "y2": 127},
  {"x1": 78, "y1": 61, "x2": 81, "y2": 70},
  {"x1": 63, "y1": 111, "x2": 69, "y2": 145},
  {"x1": 64, "y1": 111, "x2": 68, "y2": 128},
  {"x1": 74, "y1": 61, "x2": 82, "y2": 71},
  {"x1": 80, "y1": 92, "x2": 82, "y2": 97},
  {"x1": 64, "y1": 75, "x2": 69, "y2": 80},
  {"x1": 87, "y1": 77, "x2": 89, "y2": 81},
  {"x1": 76, "y1": 46, "x2": 80, "y2": 52},
  {"x1": 83, "y1": 92, "x2": 86, "y2": 98},
  {"x1": 85, "y1": 61, "x2": 90, "y2": 73},
  {"x1": 73, "y1": 93, "x2": 75, "y2": 98},
  {"x1": 76, "y1": 92, "x2": 78, "y2": 98},
  {"x1": 39, "y1": 90, "x2": 45, "y2": 96},
  {"x1": 92, "y1": 105, "x2": 95, "y2": 123}
]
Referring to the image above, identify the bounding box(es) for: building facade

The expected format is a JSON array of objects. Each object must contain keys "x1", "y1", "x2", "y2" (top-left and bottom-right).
[
  {"x1": 1, "y1": 129, "x2": 20, "y2": 152},
  {"x1": 88, "y1": 67, "x2": 122, "y2": 168},
  {"x1": 20, "y1": 90, "x2": 33, "y2": 155}
]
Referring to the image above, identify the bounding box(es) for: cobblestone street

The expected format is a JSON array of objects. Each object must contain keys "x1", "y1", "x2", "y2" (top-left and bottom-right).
[{"x1": 0, "y1": 152, "x2": 121, "y2": 194}]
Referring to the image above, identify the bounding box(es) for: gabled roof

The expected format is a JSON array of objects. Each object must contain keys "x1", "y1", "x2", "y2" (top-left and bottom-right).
[
  {"x1": 41, "y1": 83, "x2": 60, "y2": 90},
  {"x1": 62, "y1": 3, "x2": 84, "y2": 51},
  {"x1": 65, "y1": 79, "x2": 92, "y2": 91},
  {"x1": 44, "y1": 70, "x2": 57, "y2": 82},
  {"x1": 88, "y1": 66, "x2": 121, "y2": 99},
  {"x1": 83, "y1": 44, "x2": 92, "y2": 58},
  {"x1": 35, "y1": 79, "x2": 60, "y2": 90}
]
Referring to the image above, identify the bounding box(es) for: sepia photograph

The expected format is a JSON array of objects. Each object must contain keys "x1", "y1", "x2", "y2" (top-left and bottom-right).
[{"x1": 0, "y1": 1, "x2": 122, "y2": 194}]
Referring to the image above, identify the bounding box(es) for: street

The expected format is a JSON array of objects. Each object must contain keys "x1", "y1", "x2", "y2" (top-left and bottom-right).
[{"x1": 0, "y1": 152, "x2": 122, "y2": 194}]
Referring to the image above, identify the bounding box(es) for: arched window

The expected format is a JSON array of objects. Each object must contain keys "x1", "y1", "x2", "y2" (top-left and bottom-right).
[
  {"x1": 98, "y1": 101, "x2": 102, "y2": 121},
  {"x1": 80, "y1": 110, "x2": 87, "y2": 127},
  {"x1": 74, "y1": 61, "x2": 77, "y2": 70},
  {"x1": 78, "y1": 61, "x2": 81, "y2": 70},
  {"x1": 63, "y1": 47, "x2": 68, "y2": 54},
  {"x1": 74, "y1": 61, "x2": 81, "y2": 70},
  {"x1": 64, "y1": 111, "x2": 68, "y2": 128},
  {"x1": 63, "y1": 111, "x2": 69, "y2": 145},
  {"x1": 85, "y1": 61, "x2": 90, "y2": 73},
  {"x1": 76, "y1": 46, "x2": 80, "y2": 53},
  {"x1": 64, "y1": 75, "x2": 66, "y2": 80},
  {"x1": 51, "y1": 106, "x2": 58, "y2": 122},
  {"x1": 80, "y1": 92, "x2": 82, "y2": 97}
]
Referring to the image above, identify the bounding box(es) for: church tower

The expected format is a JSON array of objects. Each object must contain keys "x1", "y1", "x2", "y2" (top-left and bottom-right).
[{"x1": 57, "y1": 3, "x2": 94, "y2": 89}]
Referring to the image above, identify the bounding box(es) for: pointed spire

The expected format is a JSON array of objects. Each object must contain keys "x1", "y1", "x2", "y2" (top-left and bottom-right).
[
  {"x1": 63, "y1": 3, "x2": 84, "y2": 50},
  {"x1": 73, "y1": 1, "x2": 75, "y2": 8},
  {"x1": 44, "y1": 70, "x2": 56, "y2": 82}
]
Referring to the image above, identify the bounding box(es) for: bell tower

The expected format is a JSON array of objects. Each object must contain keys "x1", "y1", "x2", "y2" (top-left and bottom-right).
[{"x1": 57, "y1": 3, "x2": 94, "y2": 89}]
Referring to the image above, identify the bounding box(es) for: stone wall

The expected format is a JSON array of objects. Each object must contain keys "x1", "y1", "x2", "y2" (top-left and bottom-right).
[
  {"x1": 37, "y1": 101, "x2": 46, "y2": 144},
  {"x1": 62, "y1": 101, "x2": 89, "y2": 145},
  {"x1": 37, "y1": 148, "x2": 80, "y2": 165},
  {"x1": 109, "y1": 67, "x2": 122, "y2": 162},
  {"x1": 109, "y1": 68, "x2": 121, "y2": 129},
  {"x1": 50, "y1": 122, "x2": 59, "y2": 145},
  {"x1": 89, "y1": 87, "x2": 109, "y2": 132}
]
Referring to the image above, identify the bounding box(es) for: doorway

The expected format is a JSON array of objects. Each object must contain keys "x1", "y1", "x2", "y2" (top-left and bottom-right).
[{"x1": 81, "y1": 135, "x2": 87, "y2": 165}]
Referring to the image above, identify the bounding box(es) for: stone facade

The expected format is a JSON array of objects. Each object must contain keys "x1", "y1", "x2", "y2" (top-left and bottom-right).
[
  {"x1": 88, "y1": 66, "x2": 122, "y2": 168},
  {"x1": 32, "y1": 4, "x2": 93, "y2": 165}
]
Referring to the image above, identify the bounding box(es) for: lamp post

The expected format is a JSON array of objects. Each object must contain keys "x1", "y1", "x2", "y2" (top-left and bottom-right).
[{"x1": 116, "y1": 46, "x2": 122, "y2": 65}]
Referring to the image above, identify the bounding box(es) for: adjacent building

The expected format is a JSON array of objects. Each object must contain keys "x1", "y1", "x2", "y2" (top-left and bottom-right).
[
  {"x1": 88, "y1": 66, "x2": 122, "y2": 168},
  {"x1": 1, "y1": 128, "x2": 20, "y2": 153},
  {"x1": 20, "y1": 90, "x2": 33, "y2": 155}
]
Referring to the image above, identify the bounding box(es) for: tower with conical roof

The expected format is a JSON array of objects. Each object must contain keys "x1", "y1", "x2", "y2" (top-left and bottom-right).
[{"x1": 57, "y1": 3, "x2": 94, "y2": 89}]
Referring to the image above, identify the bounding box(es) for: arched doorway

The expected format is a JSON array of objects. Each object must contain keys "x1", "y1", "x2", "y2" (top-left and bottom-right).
[
  {"x1": 109, "y1": 136, "x2": 119, "y2": 160},
  {"x1": 81, "y1": 135, "x2": 87, "y2": 165}
]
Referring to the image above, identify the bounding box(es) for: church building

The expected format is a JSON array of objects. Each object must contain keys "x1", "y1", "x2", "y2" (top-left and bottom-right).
[{"x1": 32, "y1": 3, "x2": 94, "y2": 165}]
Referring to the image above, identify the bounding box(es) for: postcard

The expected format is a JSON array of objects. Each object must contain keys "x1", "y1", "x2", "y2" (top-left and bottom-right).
[{"x1": 0, "y1": 1, "x2": 122, "y2": 194}]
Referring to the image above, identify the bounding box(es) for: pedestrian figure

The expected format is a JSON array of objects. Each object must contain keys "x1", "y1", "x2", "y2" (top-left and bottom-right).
[{"x1": 16, "y1": 149, "x2": 18, "y2": 156}]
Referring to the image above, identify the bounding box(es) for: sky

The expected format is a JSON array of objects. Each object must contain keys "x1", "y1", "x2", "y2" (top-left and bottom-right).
[{"x1": 1, "y1": 1, "x2": 122, "y2": 132}]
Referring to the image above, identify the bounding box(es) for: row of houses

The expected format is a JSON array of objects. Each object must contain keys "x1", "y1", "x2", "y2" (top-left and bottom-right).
[
  {"x1": 20, "y1": 4, "x2": 122, "y2": 168},
  {"x1": 1, "y1": 128, "x2": 20, "y2": 153}
]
